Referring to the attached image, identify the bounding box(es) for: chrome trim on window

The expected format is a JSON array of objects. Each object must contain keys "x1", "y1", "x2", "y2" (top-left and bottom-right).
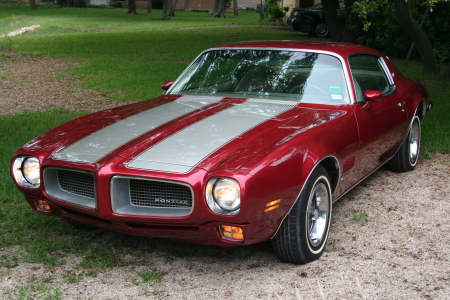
[{"x1": 378, "y1": 57, "x2": 395, "y2": 86}]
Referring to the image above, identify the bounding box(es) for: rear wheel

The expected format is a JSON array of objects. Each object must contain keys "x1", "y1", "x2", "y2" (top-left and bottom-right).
[
  {"x1": 386, "y1": 115, "x2": 421, "y2": 172},
  {"x1": 272, "y1": 165, "x2": 332, "y2": 264},
  {"x1": 311, "y1": 22, "x2": 329, "y2": 37}
]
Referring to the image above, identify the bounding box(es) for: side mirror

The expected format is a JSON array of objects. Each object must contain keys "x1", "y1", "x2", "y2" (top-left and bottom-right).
[
  {"x1": 161, "y1": 81, "x2": 174, "y2": 91},
  {"x1": 362, "y1": 90, "x2": 383, "y2": 110}
]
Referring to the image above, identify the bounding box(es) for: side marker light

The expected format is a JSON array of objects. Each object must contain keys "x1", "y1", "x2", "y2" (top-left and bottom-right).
[{"x1": 264, "y1": 199, "x2": 281, "y2": 213}]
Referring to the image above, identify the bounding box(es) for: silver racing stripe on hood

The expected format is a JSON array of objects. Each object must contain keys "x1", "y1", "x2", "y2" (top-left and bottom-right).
[
  {"x1": 127, "y1": 99, "x2": 297, "y2": 173},
  {"x1": 53, "y1": 96, "x2": 224, "y2": 163}
]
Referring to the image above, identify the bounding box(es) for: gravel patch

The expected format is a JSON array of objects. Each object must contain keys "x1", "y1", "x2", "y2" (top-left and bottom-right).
[
  {"x1": 0, "y1": 51, "x2": 124, "y2": 116},
  {"x1": 1, "y1": 52, "x2": 449, "y2": 299}
]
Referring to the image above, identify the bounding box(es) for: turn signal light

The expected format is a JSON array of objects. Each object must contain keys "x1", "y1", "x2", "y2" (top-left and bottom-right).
[
  {"x1": 218, "y1": 225, "x2": 244, "y2": 242},
  {"x1": 34, "y1": 199, "x2": 51, "y2": 213},
  {"x1": 264, "y1": 199, "x2": 281, "y2": 213}
]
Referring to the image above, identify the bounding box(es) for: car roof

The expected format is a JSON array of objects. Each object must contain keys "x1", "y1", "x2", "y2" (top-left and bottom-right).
[{"x1": 211, "y1": 41, "x2": 383, "y2": 57}]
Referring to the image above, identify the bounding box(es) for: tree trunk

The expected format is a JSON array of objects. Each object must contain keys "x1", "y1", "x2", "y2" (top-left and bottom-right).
[
  {"x1": 214, "y1": 0, "x2": 226, "y2": 17},
  {"x1": 148, "y1": 0, "x2": 152, "y2": 13},
  {"x1": 341, "y1": 0, "x2": 357, "y2": 43},
  {"x1": 162, "y1": 0, "x2": 169, "y2": 18},
  {"x1": 321, "y1": 0, "x2": 356, "y2": 43},
  {"x1": 259, "y1": 0, "x2": 264, "y2": 20},
  {"x1": 168, "y1": 0, "x2": 179, "y2": 16},
  {"x1": 233, "y1": 0, "x2": 238, "y2": 16},
  {"x1": 214, "y1": 0, "x2": 219, "y2": 13},
  {"x1": 76, "y1": 0, "x2": 86, "y2": 8},
  {"x1": 30, "y1": 0, "x2": 36, "y2": 10},
  {"x1": 67, "y1": 0, "x2": 74, "y2": 7},
  {"x1": 128, "y1": 0, "x2": 138, "y2": 14},
  {"x1": 389, "y1": 0, "x2": 439, "y2": 74},
  {"x1": 183, "y1": 0, "x2": 188, "y2": 11}
]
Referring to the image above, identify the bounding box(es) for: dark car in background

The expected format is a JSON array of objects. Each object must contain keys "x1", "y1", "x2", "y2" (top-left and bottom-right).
[{"x1": 287, "y1": 4, "x2": 328, "y2": 37}]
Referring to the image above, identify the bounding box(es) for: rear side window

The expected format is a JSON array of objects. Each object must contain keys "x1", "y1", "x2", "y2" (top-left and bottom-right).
[{"x1": 349, "y1": 55, "x2": 393, "y2": 102}]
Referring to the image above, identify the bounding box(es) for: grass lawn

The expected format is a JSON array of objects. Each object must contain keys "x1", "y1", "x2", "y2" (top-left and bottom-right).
[{"x1": 0, "y1": 5, "x2": 449, "y2": 296}]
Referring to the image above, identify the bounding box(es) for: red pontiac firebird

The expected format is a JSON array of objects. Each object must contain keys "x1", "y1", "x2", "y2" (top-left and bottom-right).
[{"x1": 11, "y1": 41, "x2": 432, "y2": 264}]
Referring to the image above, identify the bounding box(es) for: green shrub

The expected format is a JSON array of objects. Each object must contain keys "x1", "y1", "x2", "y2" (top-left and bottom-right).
[{"x1": 265, "y1": 0, "x2": 285, "y2": 22}]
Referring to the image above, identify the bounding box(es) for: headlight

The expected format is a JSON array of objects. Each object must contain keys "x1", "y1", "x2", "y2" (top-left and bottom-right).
[
  {"x1": 206, "y1": 178, "x2": 240, "y2": 215},
  {"x1": 12, "y1": 156, "x2": 41, "y2": 188}
]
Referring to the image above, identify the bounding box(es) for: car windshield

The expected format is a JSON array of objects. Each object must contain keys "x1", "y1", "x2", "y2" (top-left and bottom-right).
[{"x1": 168, "y1": 49, "x2": 350, "y2": 105}]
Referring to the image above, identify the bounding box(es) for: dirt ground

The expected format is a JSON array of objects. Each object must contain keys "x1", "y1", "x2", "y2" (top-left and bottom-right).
[{"x1": 1, "y1": 53, "x2": 449, "y2": 300}]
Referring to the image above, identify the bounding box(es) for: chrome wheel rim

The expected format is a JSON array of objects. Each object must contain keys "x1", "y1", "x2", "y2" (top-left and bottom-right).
[
  {"x1": 307, "y1": 182, "x2": 330, "y2": 248},
  {"x1": 409, "y1": 119, "x2": 420, "y2": 164}
]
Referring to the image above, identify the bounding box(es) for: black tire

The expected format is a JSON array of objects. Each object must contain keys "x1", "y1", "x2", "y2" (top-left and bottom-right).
[
  {"x1": 386, "y1": 115, "x2": 421, "y2": 172},
  {"x1": 272, "y1": 165, "x2": 332, "y2": 264},
  {"x1": 311, "y1": 22, "x2": 329, "y2": 37}
]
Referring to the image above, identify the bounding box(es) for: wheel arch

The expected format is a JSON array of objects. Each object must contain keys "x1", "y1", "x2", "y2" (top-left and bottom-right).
[
  {"x1": 270, "y1": 154, "x2": 339, "y2": 239},
  {"x1": 317, "y1": 156, "x2": 340, "y2": 195},
  {"x1": 415, "y1": 99, "x2": 427, "y2": 121}
]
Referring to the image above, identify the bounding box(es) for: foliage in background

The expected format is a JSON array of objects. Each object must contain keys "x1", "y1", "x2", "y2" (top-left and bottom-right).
[
  {"x1": 264, "y1": 0, "x2": 286, "y2": 22},
  {"x1": 350, "y1": 0, "x2": 450, "y2": 63}
]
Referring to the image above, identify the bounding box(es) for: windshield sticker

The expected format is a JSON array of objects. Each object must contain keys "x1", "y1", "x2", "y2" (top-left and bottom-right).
[
  {"x1": 330, "y1": 86, "x2": 342, "y2": 93},
  {"x1": 330, "y1": 93, "x2": 344, "y2": 101}
]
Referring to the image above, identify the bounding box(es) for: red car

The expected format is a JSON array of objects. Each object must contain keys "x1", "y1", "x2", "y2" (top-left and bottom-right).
[{"x1": 11, "y1": 41, "x2": 432, "y2": 264}]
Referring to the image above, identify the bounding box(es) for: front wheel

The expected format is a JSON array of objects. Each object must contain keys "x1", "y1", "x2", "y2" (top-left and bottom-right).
[
  {"x1": 272, "y1": 165, "x2": 332, "y2": 264},
  {"x1": 386, "y1": 115, "x2": 421, "y2": 172}
]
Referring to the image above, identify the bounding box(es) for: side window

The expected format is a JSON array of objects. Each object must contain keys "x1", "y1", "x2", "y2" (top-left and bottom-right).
[{"x1": 349, "y1": 55, "x2": 393, "y2": 102}]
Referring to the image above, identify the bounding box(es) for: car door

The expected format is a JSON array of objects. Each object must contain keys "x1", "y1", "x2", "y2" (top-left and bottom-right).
[{"x1": 350, "y1": 54, "x2": 409, "y2": 179}]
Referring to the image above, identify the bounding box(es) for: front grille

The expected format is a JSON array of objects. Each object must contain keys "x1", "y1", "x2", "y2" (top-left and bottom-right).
[
  {"x1": 111, "y1": 176, "x2": 194, "y2": 216},
  {"x1": 130, "y1": 179, "x2": 192, "y2": 208},
  {"x1": 58, "y1": 169, "x2": 95, "y2": 199},
  {"x1": 44, "y1": 168, "x2": 96, "y2": 209}
]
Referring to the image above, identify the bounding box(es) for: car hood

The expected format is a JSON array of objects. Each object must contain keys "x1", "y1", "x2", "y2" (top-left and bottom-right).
[{"x1": 24, "y1": 95, "x2": 345, "y2": 173}]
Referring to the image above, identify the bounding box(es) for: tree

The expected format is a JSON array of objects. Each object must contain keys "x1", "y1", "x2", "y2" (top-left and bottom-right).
[
  {"x1": 259, "y1": 0, "x2": 265, "y2": 20},
  {"x1": 148, "y1": 0, "x2": 152, "y2": 13},
  {"x1": 183, "y1": 0, "x2": 189, "y2": 11},
  {"x1": 214, "y1": 0, "x2": 227, "y2": 17},
  {"x1": 128, "y1": 0, "x2": 138, "y2": 14},
  {"x1": 233, "y1": 0, "x2": 239, "y2": 16},
  {"x1": 30, "y1": 0, "x2": 36, "y2": 10},
  {"x1": 162, "y1": 0, "x2": 169, "y2": 18},
  {"x1": 323, "y1": 0, "x2": 446, "y2": 75},
  {"x1": 169, "y1": 0, "x2": 179, "y2": 16},
  {"x1": 321, "y1": 0, "x2": 357, "y2": 43},
  {"x1": 389, "y1": 0, "x2": 439, "y2": 74}
]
